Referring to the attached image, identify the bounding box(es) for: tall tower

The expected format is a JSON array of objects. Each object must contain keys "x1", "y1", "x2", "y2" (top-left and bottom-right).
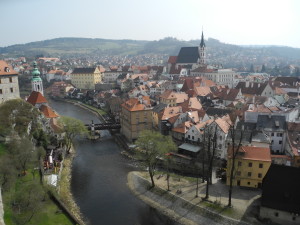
[
  {"x1": 31, "y1": 61, "x2": 44, "y2": 95},
  {"x1": 198, "y1": 31, "x2": 206, "y2": 65}
]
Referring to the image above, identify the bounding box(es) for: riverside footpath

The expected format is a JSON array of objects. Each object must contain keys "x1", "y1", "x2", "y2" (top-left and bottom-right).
[{"x1": 128, "y1": 171, "x2": 266, "y2": 225}]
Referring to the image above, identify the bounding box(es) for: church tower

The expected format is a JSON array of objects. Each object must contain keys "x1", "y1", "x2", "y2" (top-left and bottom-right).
[
  {"x1": 198, "y1": 31, "x2": 206, "y2": 65},
  {"x1": 31, "y1": 61, "x2": 44, "y2": 95}
]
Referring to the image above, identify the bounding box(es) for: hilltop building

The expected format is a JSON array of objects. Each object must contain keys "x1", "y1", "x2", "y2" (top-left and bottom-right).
[{"x1": 0, "y1": 60, "x2": 20, "y2": 104}]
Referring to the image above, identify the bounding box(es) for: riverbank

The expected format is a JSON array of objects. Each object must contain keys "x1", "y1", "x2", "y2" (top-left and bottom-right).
[
  {"x1": 57, "y1": 146, "x2": 86, "y2": 225},
  {"x1": 128, "y1": 171, "x2": 263, "y2": 225},
  {"x1": 0, "y1": 188, "x2": 4, "y2": 225}
]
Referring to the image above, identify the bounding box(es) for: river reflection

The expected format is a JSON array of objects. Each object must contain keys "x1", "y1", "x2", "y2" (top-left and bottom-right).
[{"x1": 49, "y1": 100, "x2": 179, "y2": 225}]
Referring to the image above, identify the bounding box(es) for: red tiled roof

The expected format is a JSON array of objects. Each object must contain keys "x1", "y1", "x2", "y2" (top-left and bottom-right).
[
  {"x1": 39, "y1": 105, "x2": 59, "y2": 118},
  {"x1": 228, "y1": 146, "x2": 271, "y2": 162},
  {"x1": 0, "y1": 60, "x2": 18, "y2": 76},
  {"x1": 168, "y1": 56, "x2": 177, "y2": 64},
  {"x1": 26, "y1": 91, "x2": 47, "y2": 106}
]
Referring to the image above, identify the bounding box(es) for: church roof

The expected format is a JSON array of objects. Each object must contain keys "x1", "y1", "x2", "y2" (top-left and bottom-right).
[
  {"x1": 176, "y1": 47, "x2": 199, "y2": 64},
  {"x1": 200, "y1": 31, "x2": 206, "y2": 47},
  {"x1": 26, "y1": 91, "x2": 47, "y2": 106}
]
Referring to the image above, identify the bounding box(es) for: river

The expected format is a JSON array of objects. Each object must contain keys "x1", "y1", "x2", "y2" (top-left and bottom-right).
[{"x1": 49, "y1": 100, "x2": 178, "y2": 225}]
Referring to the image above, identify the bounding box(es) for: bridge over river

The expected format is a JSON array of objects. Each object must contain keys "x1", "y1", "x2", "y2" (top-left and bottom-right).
[{"x1": 49, "y1": 99, "x2": 178, "y2": 225}]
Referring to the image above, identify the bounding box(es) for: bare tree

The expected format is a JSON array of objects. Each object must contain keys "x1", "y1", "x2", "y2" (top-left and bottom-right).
[
  {"x1": 203, "y1": 124, "x2": 218, "y2": 200},
  {"x1": 227, "y1": 124, "x2": 244, "y2": 207}
]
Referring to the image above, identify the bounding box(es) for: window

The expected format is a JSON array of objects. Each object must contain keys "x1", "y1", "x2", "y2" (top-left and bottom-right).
[
  {"x1": 0, "y1": 89, "x2": 2, "y2": 94},
  {"x1": 220, "y1": 136, "x2": 222, "y2": 141},
  {"x1": 259, "y1": 163, "x2": 263, "y2": 168},
  {"x1": 9, "y1": 77, "x2": 13, "y2": 83},
  {"x1": 279, "y1": 141, "x2": 282, "y2": 144},
  {"x1": 188, "y1": 135, "x2": 190, "y2": 138},
  {"x1": 274, "y1": 212, "x2": 279, "y2": 217},
  {"x1": 236, "y1": 171, "x2": 241, "y2": 176},
  {"x1": 248, "y1": 162, "x2": 252, "y2": 167},
  {"x1": 10, "y1": 88, "x2": 13, "y2": 93},
  {"x1": 248, "y1": 172, "x2": 252, "y2": 177},
  {"x1": 258, "y1": 173, "x2": 262, "y2": 178},
  {"x1": 238, "y1": 161, "x2": 242, "y2": 166},
  {"x1": 247, "y1": 182, "x2": 250, "y2": 185},
  {"x1": 0, "y1": 79, "x2": 1, "y2": 84},
  {"x1": 271, "y1": 133, "x2": 274, "y2": 136}
]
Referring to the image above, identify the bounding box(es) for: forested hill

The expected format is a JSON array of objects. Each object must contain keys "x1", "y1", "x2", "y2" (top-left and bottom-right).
[{"x1": 1, "y1": 37, "x2": 300, "y2": 62}]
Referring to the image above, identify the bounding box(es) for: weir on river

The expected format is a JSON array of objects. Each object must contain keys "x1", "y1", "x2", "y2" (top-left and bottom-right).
[{"x1": 49, "y1": 99, "x2": 178, "y2": 225}]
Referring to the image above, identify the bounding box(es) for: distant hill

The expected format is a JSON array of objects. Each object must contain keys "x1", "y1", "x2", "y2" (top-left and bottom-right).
[{"x1": 1, "y1": 37, "x2": 300, "y2": 67}]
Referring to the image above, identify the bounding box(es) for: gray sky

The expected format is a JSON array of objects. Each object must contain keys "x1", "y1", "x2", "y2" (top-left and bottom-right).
[{"x1": 1, "y1": 0, "x2": 299, "y2": 48}]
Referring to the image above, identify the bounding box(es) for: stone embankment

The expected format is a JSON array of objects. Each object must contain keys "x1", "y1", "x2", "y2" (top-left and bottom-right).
[{"x1": 128, "y1": 171, "x2": 253, "y2": 225}]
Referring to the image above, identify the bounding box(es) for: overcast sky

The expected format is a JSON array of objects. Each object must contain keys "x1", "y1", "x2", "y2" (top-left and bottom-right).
[{"x1": 1, "y1": 0, "x2": 299, "y2": 48}]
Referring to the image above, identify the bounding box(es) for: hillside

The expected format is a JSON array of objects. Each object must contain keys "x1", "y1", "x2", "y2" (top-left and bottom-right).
[{"x1": 1, "y1": 37, "x2": 300, "y2": 68}]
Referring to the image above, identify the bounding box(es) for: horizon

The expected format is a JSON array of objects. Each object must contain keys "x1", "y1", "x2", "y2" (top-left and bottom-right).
[
  {"x1": 1, "y1": 36, "x2": 299, "y2": 49},
  {"x1": 1, "y1": 0, "x2": 300, "y2": 48}
]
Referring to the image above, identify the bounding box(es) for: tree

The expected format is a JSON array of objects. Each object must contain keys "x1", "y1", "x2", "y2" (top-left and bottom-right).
[
  {"x1": 0, "y1": 155, "x2": 17, "y2": 191},
  {"x1": 135, "y1": 130, "x2": 177, "y2": 188},
  {"x1": 227, "y1": 124, "x2": 244, "y2": 207},
  {"x1": 0, "y1": 99, "x2": 41, "y2": 137},
  {"x1": 203, "y1": 123, "x2": 218, "y2": 200},
  {"x1": 7, "y1": 137, "x2": 36, "y2": 175},
  {"x1": 58, "y1": 116, "x2": 88, "y2": 154}
]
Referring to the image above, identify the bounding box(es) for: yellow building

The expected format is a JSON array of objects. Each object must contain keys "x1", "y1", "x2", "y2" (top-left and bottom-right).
[
  {"x1": 121, "y1": 96, "x2": 153, "y2": 142},
  {"x1": 226, "y1": 146, "x2": 271, "y2": 188},
  {"x1": 71, "y1": 67, "x2": 103, "y2": 89}
]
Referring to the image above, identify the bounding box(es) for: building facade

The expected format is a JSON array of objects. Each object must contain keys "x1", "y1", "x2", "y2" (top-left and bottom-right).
[
  {"x1": 120, "y1": 96, "x2": 153, "y2": 142},
  {"x1": 71, "y1": 67, "x2": 102, "y2": 89},
  {"x1": 226, "y1": 146, "x2": 271, "y2": 188},
  {"x1": 0, "y1": 60, "x2": 20, "y2": 104}
]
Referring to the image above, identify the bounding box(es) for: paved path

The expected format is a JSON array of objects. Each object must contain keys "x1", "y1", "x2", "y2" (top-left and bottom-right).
[
  {"x1": 0, "y1": 188, "x2": 5, "y2": 225},
  {"x1": 128, "y1": 172, "x2": 253, "y2": 225}
]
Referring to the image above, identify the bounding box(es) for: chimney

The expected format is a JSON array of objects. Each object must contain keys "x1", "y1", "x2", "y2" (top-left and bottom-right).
[{"x1": 245, "y1": 81, "x2": 249, "y2": 88}]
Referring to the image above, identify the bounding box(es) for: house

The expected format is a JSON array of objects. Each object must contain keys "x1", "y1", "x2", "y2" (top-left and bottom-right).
[
  {"x1": 226, "y1": 146, "x2": 271, "y2": 188},
  {"x1": 71, "y1": 67, "x2": 103, "y2": 89},
  {"x1": 120, "y1": 96, "x2": 153, "y2": 142},
  {"x1": 0, "y1": 60, "x2": 20, "y2": 104},
  {"x1": 235, "y1": 81, "x2": 274, "y2": 97},
  {"x1": 285, "y1": 122, "x2": 300, "y2": 167},
  {"x1": 256, "y1": 115, "x2": 286, "y2": 154},
  {"x1": 160, "y1": 90, "x2": 188, "y2": 107},
  {"x1": 50, "y1": 81, "x2": 74, "y2": 97},
  {"x1": 260, "y1": 164, "x2": 300, "y2": 224}
]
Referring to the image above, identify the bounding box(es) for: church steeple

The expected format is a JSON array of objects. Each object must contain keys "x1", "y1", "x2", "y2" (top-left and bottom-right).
[
  {"x1": 200, "y1": 31, "x2": 205, "y2": 48},
  {"x1": 198, "y1": 30, "x2": 206, "y2": 65},
  {"x1": 31, "y1": 61, "x2": 44, "y2": 95}
]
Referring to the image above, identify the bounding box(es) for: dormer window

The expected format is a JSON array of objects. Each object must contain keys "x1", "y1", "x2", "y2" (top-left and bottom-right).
[{"x1": 4, "y1": 67, "x2": 10, "y2": 72}]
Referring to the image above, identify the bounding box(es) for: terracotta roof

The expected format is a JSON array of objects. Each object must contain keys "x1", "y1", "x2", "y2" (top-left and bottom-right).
[
  {"x1": 168, "y1": 56, "x2": 177, "y2": 64},
  {"x1": 172, "y1": 121, "x2": 193, "y2": 133},
  {"x1": 121, "y1": 96, "x2": 151, "y2": 112},
  {"x1": 179, "y1": 97, "x2": 202, "y2": 112},
  {"x1": 214, "y1": 115, "x2": 232, "y2": 133},
  {"x1": 26, "y1": 91, "x2": 47, "y2": 106},
  {"x1": 235, "y1": 82, "x2": 268, "y2": 96},
  {"x1": 39, "y1": 105, "x2": 59, "y2": 118},
  {"x1": 229, "y1": 146, "x2": 271, "y2": 162},
  {"x1": 0, "y1": 60, "x2": 18, "y2": 76},
  {"x1": 161, "y1": 106, "x2": 182, "y2": 120},
  {"x1": 194, "y1": 86, "x2": 211, "y2": 96}
]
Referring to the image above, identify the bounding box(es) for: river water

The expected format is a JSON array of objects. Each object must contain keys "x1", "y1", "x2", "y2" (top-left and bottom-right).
[{"x1": 49, "y1": 100, "x2": 178, "y2": 225}]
